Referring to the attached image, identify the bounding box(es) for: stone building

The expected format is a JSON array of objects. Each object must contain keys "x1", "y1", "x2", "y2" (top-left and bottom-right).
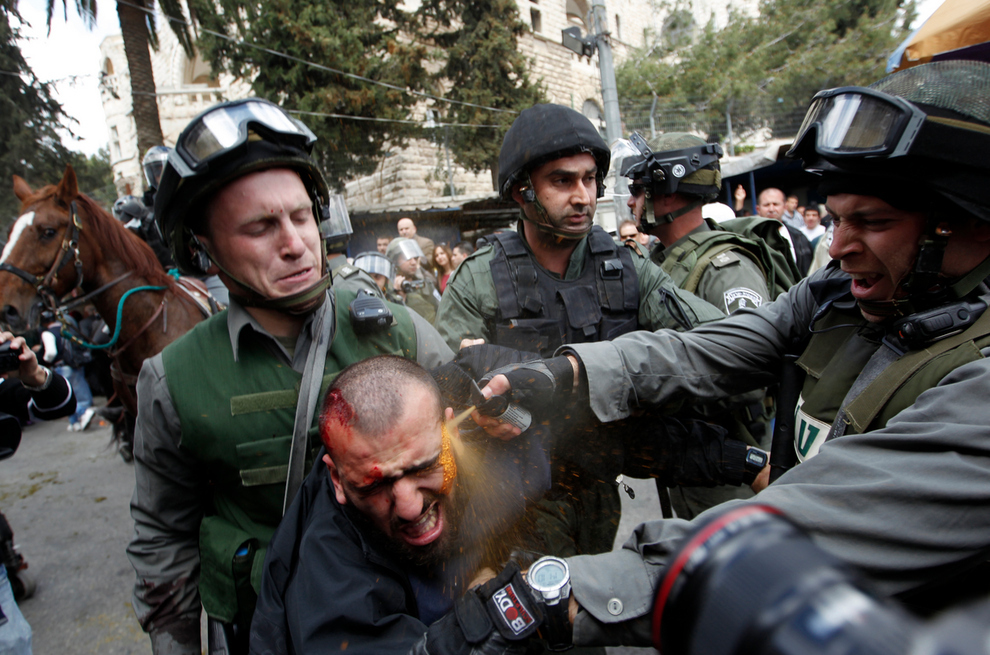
[{"x1": 99, "y1": 0, "x2": 754, "y2": 242}]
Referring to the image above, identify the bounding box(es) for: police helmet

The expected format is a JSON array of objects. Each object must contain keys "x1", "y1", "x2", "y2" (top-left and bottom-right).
[
  {"x1": 622, "y1": 132, "x2": 722, "y2": 201},
  {"x1": 498, "y1": 104, "x2": 610, "y2": 201},
  {"x1": 353, "y1": 251, "x2": 394, "y2": 281},
  {"x1": 787, "y1": 60, "x2": 990, "y2": 223},
  {"x1": 142, "y1": 146, "x2": 171, "y2": 191},
  {"x1": 154, "y1": 98, "x2": 332, "y2": 275},
  {"x1": 386, "y1": 238, "x2": 425, "y2": 264}
]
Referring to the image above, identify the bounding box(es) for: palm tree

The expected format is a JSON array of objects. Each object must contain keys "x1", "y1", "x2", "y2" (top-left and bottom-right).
[{"x1": 47, "y1": 0, "x2": 195, "y2": 157}]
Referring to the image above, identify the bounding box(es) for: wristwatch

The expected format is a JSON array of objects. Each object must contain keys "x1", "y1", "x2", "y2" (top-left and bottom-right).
[
  {"x1": 742, "y1": 447, "x2": 769, "y2": 485},
  {"x1": 527, "y1": 556, "x2": 573, "y2": 651}
]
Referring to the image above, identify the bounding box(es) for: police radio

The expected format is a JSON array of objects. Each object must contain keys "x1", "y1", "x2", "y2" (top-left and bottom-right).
[
  {"x1": 890, "y1": 298, "x2": 987, "y2": 349},
  {"x1": 348, "y1": 290, "x2": 393, "y2": 334}
]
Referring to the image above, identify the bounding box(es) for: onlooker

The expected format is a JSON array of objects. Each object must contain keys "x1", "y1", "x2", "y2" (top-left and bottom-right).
[
  {"x1": 432, "y1": 244, "x2": 456, "y2": 294},
  {"x1": 450, "y1": 241, "x2": 474, "y2": 268},
  {"x1": 800, "y1": 206, "x2": 826, "y2": 247},
  {"x1": 397, "y1": 217, "x2": 435, "y2": 268},
  {"x1": 757, "y1": 187, "x2": 813, "y2": 275},
  {"x1": 616, "y1": 218, "x2": 656, "y2": 256},
  {"x1": 781, "y1": 193, "x2": 804, "y2": 230},
  {"x1": 376, "y1": 236, "x2": 391, "y2": 254},
  {"x1": 40, "y1": 314, "x2": 94, "y2": 431}
]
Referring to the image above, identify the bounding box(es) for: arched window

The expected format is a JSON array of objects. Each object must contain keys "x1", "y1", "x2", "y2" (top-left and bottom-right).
[
  {"x1": 582, "y1": 100, "x2": 606, "y2": 137},
  {"x1": 103, "y1": 58, "x2": 115, "y2": 76},
  {"x1": 183, "y1": 54, "x2": 219, "y2": 88},
  {"x1": 565, "y1": 0, "x2": 589, "y2": 32}
]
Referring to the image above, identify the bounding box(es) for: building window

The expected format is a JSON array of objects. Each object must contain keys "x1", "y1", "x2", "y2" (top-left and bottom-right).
[
  {"x1": 103, "y1": 58, "x2": 114, "y2": 75},
  {"x1": 110, "y1": 126, "x2": 121, "y2": 161},
  {"x1": 566, "y1": 0, "x2": 589, "y2": 32},
  {"x1": 615, "y1": 14, "x2": 621, "y2": 41},
  {"x1": 531, "y1": 8, "x2": 542, "y2": 32}
]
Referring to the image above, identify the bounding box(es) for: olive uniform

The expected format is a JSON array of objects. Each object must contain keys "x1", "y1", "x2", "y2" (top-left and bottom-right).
[
  {"x1": 436, "y1": 224, "x2": 723, "y2": 556},
  {"x1": 651, "y1": 219, "x2": 772, "y2": 518}
]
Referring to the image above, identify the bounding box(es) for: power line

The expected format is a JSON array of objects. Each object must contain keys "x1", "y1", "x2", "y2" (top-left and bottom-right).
[
  {"x1": 116, "y1": 0, "x2": 520, "y2": 118},
  {"x1": 289, "y1": 109, "x2": 503, "y2": 129}
]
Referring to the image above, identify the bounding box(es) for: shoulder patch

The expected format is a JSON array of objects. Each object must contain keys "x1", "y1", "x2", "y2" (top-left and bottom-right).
[
  {"x1": 724, "y1": 287, "x2": 764, "y2": 314},
  {"x1": 335, "y1": 264, "x2": 358, "y2": 278},
  {"x1": 710, "y1": 250, "x2": 742, "y2": 268}
]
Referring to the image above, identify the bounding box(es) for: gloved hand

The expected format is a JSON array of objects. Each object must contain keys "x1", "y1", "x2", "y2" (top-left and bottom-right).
[
  {"x1": 407, "y1": 562, "x2": 544, "y2": 655},
  {"x1": 481, "y1": 357, "x2": 575, "y2": 415},
  {"x1": 454, "y1": 344, "x2": 540, "y2": 380}
]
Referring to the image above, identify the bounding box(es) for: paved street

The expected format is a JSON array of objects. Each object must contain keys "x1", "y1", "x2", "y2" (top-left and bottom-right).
[
  {"x1": 0, "y1": 402, "x2": 664, "y2": 654},
  {"x1": 0, "y1": 405, "x2": 150, "y2": 655}
]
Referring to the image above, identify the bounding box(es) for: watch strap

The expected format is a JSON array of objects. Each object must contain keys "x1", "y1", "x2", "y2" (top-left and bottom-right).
[{"x1": 541, "y1": 599, "x2": 574, "y2": 651}]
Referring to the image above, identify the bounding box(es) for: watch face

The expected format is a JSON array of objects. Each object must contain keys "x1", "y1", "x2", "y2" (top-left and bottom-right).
[{"x1": 529, "y1": 558, "x2": 568, "y2": 592}]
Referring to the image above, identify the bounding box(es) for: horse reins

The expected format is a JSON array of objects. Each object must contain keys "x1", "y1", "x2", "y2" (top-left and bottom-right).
[{"x1": 0, "y1": 200, "x2": 85, "y2": 312}]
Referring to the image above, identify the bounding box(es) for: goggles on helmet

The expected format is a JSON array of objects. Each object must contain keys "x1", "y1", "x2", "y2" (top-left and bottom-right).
[
  {"x1": 621, "y1": 132, "x2": 722, "y2": 196},
  {"x1": 787, "y1": 86, "x2": 928, "y2": 160},
  {"x1": 171, "y1": 99, "x2": 316, "y2": 178}
]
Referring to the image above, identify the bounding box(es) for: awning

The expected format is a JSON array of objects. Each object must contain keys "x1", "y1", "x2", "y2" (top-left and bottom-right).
[{"x1": 887, "y1": 0, "x2": 990, "y2": 72}]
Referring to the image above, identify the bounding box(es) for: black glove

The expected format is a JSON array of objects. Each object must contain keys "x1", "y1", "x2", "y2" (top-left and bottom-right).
[
  {"x1": 481, "y1": 357, "x2": 575, "y2": 414},
  {"x1": 409, "y1": 562, "x2": 544, "y2": 655},
  {"x1": 454, "y1": 345, "x2": 540, "y2": 380}
]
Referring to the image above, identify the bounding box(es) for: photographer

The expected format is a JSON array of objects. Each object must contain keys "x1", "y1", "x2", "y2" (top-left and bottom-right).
[
  {"x1": 0, "y1": 330, "x2": 75, "y2": 654},
  {"x1": 387, "y1": 237, "x2": 441, "y2": 323}
]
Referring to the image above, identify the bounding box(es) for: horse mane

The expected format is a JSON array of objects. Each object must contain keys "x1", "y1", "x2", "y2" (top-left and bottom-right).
[{"x1": 28, "y1": 185, "x2": 177, "y2": 290}]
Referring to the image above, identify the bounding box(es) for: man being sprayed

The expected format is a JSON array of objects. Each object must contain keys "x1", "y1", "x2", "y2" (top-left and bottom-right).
[
  {"x1": 250, "y1": 355, "x2": 551, "y2": 654},
  {"x1": 127, "y1": 99, "x2": 452, "y2": 655}
]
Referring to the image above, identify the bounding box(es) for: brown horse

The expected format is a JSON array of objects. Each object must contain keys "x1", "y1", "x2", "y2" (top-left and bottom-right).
[{"x1": 0, "y1": 166, "x2": 212, "y2": 451}]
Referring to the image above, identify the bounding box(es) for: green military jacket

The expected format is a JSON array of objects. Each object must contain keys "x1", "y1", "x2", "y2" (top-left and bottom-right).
[
  {"x1": 435, "y1": 226, "x2": 723, "y2": 352},
  {"x1": 653, "y1": 220, "x2": 772, "y2": 314},
  {"x1": 160, "y1": 289, "x2": 418, "y2": 622}
]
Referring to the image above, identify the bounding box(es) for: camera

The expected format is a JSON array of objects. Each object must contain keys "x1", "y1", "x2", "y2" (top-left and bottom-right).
[
  {"x1": 653, "y1": 504, "x2": 990, "y2": 655},
  {"x1": 0, "y1": 343, "x2": 21, "y2": 374},
  {"x1": 401, "y1": 279, "x2": 425, "y2": 294}
]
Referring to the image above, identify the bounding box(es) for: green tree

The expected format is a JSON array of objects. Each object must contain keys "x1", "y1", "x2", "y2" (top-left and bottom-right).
[
  {"x1": 415, "y1": 0, "x2": 545, "y2": 190},
  {"x1": 617, "y1": 0, "x2": 914, "y2": 139},
  {"x1": 189, "y1": 0, "x2": 430, "y2": 190},
  {"x1": 47, "y1": 0, "x2": 195, "y2": 160},
  {"x1": 0, "y1": 0, "x2": 74, "y2": 227},
  {"x1": 68, "y1": 147, "x2": 115, "y2": 210}
]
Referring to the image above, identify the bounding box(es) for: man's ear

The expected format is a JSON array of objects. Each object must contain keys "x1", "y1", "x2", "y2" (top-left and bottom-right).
[{"x1": 324, "y1": 453, "x2": 348, "y2": 505}]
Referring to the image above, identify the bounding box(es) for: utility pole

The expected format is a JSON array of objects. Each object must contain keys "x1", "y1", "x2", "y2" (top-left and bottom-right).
[
  {"x1": 590, "y1": 0, "x2": 622, "y2": 146},
  {"x1": 561, "y1": 0, "x2": 622, "y2": 145}
]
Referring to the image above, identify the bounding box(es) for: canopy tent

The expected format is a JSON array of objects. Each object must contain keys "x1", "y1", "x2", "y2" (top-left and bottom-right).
[{"x1": 888, "y1": 0, "x2": 990, "y2": 72}]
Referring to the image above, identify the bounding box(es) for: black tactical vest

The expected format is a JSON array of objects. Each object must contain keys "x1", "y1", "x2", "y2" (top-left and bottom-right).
[{"x1": 488, "y1": 226, "x2": 640, "y2": 357}]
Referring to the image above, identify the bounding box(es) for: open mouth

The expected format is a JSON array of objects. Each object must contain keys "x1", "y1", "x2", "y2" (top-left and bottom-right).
[
  {"x1": 279, "y1": 267, "x2": 314, "y2": 283},
  {"x1": 848, "y1": 272, "x2": 883, "y2": 294},
  {"x1": 398, "y1": 501, "x2": 444, "y2": 547}
]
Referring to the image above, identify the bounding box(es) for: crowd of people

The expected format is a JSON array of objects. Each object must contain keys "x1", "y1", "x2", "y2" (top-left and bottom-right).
[{"x1": 2, "y1": 56, "x2": 987, "y2": 655}]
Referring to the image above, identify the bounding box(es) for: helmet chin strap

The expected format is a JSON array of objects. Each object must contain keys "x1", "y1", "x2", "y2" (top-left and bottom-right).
[
  {"x1": 517, "y1": 173, "x2": 593, "y2": 241},
  {"x1": 640, "y1": 191, "x2": 705, "y2": 227},
  {"x1": 857, "y1": 219, "x2": 990, "y2": 319},
  {"x1": 204, "y1": 236, "x2": 331, "y2": 315}
]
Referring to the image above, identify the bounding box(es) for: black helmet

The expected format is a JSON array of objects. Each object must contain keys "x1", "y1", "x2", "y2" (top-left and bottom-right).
[
  {"x1": 621, "y1": 132, "x2": 722, "y2": 225},
  {"x1": 142, "y1": 145, "x2": 171, "y2": 191},
  {"x1": 787, "y1": 60, "x2": 990, "y2": 223},
  {"x1": 788, "y1": 60, "x2": 990, "y2": 317},
  {"x1": 112, "y1": 195, "x2": 148, "y2": 225},
  {"x1": 498, "y1": 103, "x2": 610, "y2": 201},
  {"x1": 155, "y1": 98, "x2": 332, "y2": 275}
]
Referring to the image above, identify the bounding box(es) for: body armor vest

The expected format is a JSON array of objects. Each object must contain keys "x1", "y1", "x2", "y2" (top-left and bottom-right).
[
  {"x1": 488, "y1": 226, "x2": 641, "y2": 357},
  {"x1": 160, "y1": 289, "x2": 418, "y2": 621},
  {"x1": 791, "y1": 297, "x2": 990, "y2": 462}
]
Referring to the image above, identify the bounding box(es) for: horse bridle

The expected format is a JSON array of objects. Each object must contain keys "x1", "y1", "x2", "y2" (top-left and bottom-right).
[{"x1": 0, "y1": 200, "x2": 85, "y2": 313}]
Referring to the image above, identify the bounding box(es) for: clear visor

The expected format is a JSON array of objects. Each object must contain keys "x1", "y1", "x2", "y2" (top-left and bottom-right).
[
  {"x1": 179, "y1": 100, "x2": 313, "y2": 169},
  {"x1": 389, "y1": 239, "x2": 425, "y2": 263},
  {"x1": 353, "y1": 252, "x2": 393, "y2": 279},
  {"x1": 792, "y1": 88, "x2": 926, "y2": 158},
  {"x1": 144, "y1": 160, "x2": 165, "y2": 189}
]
